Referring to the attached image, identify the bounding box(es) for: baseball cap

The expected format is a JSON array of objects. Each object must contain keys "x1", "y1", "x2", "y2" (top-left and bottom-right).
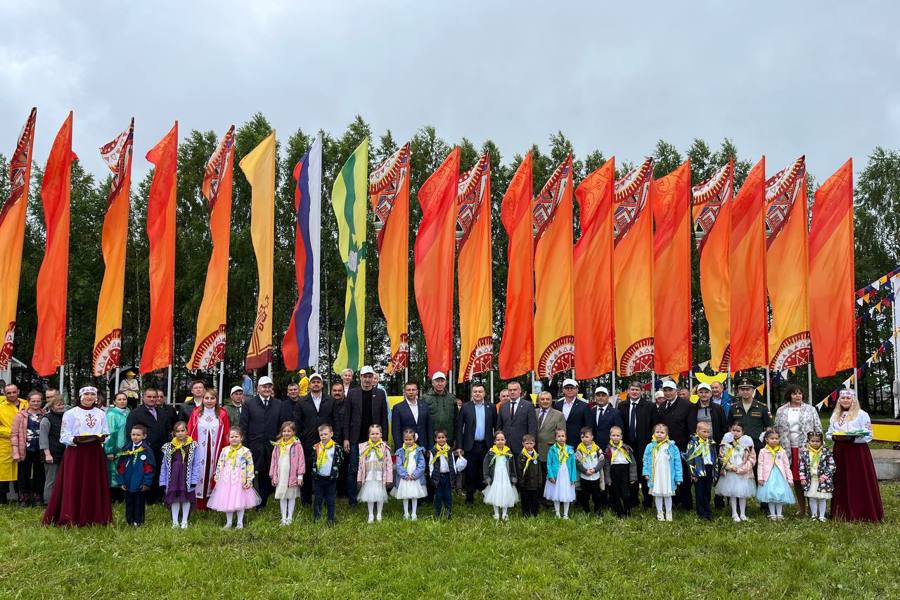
[
  {"x1": 562, "y1": 378, "x2": 578, "y2": 388},
  {"x1": 258, "y1": 376, "x2": 273, "y2": 387},
  {"x1": 594, "y1": 386, "x2": 610, "y2": 395},
  {"x1": 359, "y1": 366, "x2": 375, "y2": 376},
  {"x1": 661, "y1": 380, "x2": 677, "y2": 390}
]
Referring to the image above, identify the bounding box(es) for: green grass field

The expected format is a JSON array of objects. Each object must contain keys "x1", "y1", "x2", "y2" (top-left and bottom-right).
[{"x1": 1, "y1": 484, "x2": 896, "y2": 599}]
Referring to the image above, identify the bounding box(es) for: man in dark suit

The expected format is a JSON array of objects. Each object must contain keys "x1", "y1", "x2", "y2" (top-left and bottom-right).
[
  {"x1": 496, "y1": 381, "x2": 536, "y2": 455},
  {"x1": 455, "y1": 383, "x2": 496, "y2": 505},
  {"x1": 342, "y1": 366, "x2": 389, "y2": 507},
  {"x1": 391, "y1": 381, "x2": 432, "y2": 450},
  {"x1": 239, "y1": 375, "x2": 284, "y2": 509},
  {"x1": 125, "y1": 387, "x2": 176, "y2": 503},
  {"x1": 590, "y1": 386, "x2": 624, "y2": 448},
  {"x1": 618, "y1": 381, "x2": 653, "y2": 508},
  {"x1": 553, "y1": 378, "x2": 591, "y2": 447},
  {"x1": 179, "y1": 379, "x2": 206, "y2": 422},
  {"x1": 653, "y1": 379, "x2": 692, "y2": 510},
  {"x1": 293, "y1": 373, "x2": 339, "y2": 506}
]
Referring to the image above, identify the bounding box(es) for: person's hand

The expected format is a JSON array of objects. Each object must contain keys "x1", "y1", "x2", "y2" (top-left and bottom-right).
[
  {"x1": 120, "y1": 485, "x2": 127, "y2": 491},
  {"x1": 343, "y1": 440, "x2": 350, "y2": 452},
  {"x1": 691, "y1": 476, "x2": 697, "y2": 483},
  {"x1": 140, "y1": 485, "x2": 149, "y2": 492},
  {"x1": 44, "y1": 452, "x2": 54, "y2": 464},
  {"x1": 645, "y1": 476, "x2": 650, "y2": 481},
  {"x1": 548, "y1": 477, "x2": 556, "y2": 484},
  {"x1": 298, "y1": 476, "x2": 303, "y2": 485},
  {"x1": 13, "y1": 455, "x2": 22, "y2": 463},
  {"x1": 455, "y1": 449, "x2": 463, "y2": 458},
  {"x1": 243, "y1": 483, "x2": 252, "y2": 490},
  {"x1": 106, "y1": 454, "x2": 114, "y2": 461}
]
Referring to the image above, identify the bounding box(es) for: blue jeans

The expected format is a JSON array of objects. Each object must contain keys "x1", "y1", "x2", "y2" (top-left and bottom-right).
[{"x1": 346, "y1": 443, "x2": 360, "y2": 506}]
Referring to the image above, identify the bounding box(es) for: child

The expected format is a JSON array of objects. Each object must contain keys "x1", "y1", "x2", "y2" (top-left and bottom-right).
[
  {"x1": 482, "y1": 430, "x2": 518, "y2": 521},
  {"x1": 115, "y1": 424, "x2": 156, "y2": 526},
  {"x1": 392, "y1": 428, "x2": 427, "y2": 520},
  {"x1": 642, "y1": 423, "x2": 683, "y2": 521},
  {"x1": 604, "y1": 426, "x2": 637, "y2": 518},
  {"x1": 270, "y1": 421, "x2": 305, "y2": 526},
  {"x1": 716, "y1": 422, "x2": 757, "y2": 522},
  {"x1": 429, "y1": 429, "x2": 457, "y2": 520},
  {"x1": 575, "y1": 426, "x2": 606, "y2": 516},
  {"x1": 756, "y1": 429, "x2": 796, "y2": 520},
  {"x1": 798, "y1": 431, "x2": 834, "y2": 522},
  {"x1": 160, "y1": 421, "x2": 200, "y2": 528},
  {"x1": 207, "y1": 426, "x2": 260, "y2": 529},
  {"x1": 357, "y1": 424, "x2": 392, "y2": 523},
  {"x1": 544, "y1": 428, "x2": 577, "y2": 519},
  {"x1": 517, "y1": 434, "x2": 543, "y2": 517},
  {"x1": 311, "y1": 424, "x2": 343, "y2": 525},
  {"x1": 684, "y1": 422, "x2": 718, "y2": 521}
]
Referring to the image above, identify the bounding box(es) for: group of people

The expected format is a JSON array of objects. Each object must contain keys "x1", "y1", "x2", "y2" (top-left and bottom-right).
[{"x1": 0, "y1": 367, "x2": 884, "y2": 528}]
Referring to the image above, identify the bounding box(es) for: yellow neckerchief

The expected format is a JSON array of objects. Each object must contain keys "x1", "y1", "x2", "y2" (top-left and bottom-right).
[
  {"x1": 402, "y1": 443, "x2": 418, "y2": 471},
  {"x1": 807, "y1": 444, "x2": 822, "y2": 471},
  {"x1": 764, "y1": 444, "x2": 783, "y2": 460},
  {"x1": 272, "y1": 436, "x2": 298, "y2": 450},
  {"x1": 171, "y1": 435, "x2": 194, "y2": 459},
  {"x1": 576, "y1": 441, "x2": 599, "y2": 459},
  {"x1": 363, "y1": 439, "x2": 384, "y2": 460},
  {"x1": 226, "y1": 444, "x2": 243, "y2": 464},
  {"x1": 650, "y1": 437, "x2": 670, "y2": 482},
  {"x1": 521, "y1": 448, "x2": 538, "y2": 473},
  {"x1": 490, "y1": 444, "x2": 512, "y2": 458},
  {"x1": 555, "y1": 442, "x2": 569, "y2": 465},
  {"x1": 723, "y1": 438, "x2": 743, "y2": 464},
  {"x1": 118, "y1": 444, "x2": 146, "y2": 459},
  {"x1": 430, "y1": 443, "x2": 451, "y2": 465},
  {"x1": 609, "y1": 441, "x2": 632, "y2": 463},
  {"x1": 316, "y1": 440, "x2": 335, "y2": 470},
  {"x1": 688, "y1": 436, "x2": 711, "y2": 461}
]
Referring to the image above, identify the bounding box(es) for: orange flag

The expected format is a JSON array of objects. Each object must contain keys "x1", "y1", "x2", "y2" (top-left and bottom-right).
[
  {"x1": 765, "y1": 156, "x2": 810, "y2": 371},
  {"x1": 691, "y1": 161, "x2": 733, "y2": 372},
  {"x1": 456, "y1": 153, "x2": 493, "y2": 382},
  {"x1": 187, "y1": 126, "x2": 234, "y2": 370},
  {"x1": 573, "y1": 157, "x2": 615, "y2": 379},
  {"x1": 499, "y1": 153, "x2": 534, "y2": 379},
  {"x1": 652, "y1": 161, "x2": 692, "y2": 375},
  {"x1": 92, "y1": 119, "x2": 134, "y2": 376},
  {"x1": 140, "y1": 122, "x2": 178, "y2": 374},
  {"x1": 0, "y1": 108, "x2": 36, "y2": 370},
  {"x1": 809, "y1": 159, "x2": 855, "y2": 377},
  {"x1": 370, "y1": 143, "x2": 411, "y2": 373},
  {"x1": 613, "y1": 158, "x2": 655, "y2": 376},
  {"x1": 729, "y1": 157, "x2": 768, "y2": 372},
  {"x1": 534, "y1": 156, "x2": 575, "y2": 379},
  {"x1": 414, "y1": 147, "x2": 460, "y2": 377},
  {"x1": 33, "y1": 112, "x2": 76, "y2": 376}
]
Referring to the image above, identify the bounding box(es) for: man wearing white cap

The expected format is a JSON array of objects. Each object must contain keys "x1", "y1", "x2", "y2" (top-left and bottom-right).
[
  {"x1": 553, "y1": 379, "x2": 590, "y2": 448},
  {"x1": 293, "y1": 373, "x2": 339, "y2": 506},
  {"x1": 343, "y1": 366, "x2": 389, "y2": 507},
  {"x1": 590, "y1": 386, "x2": 623, "y2": 449},
  {"x1": 653, "y1": 379, "x2": 693, "y2": 510},
  {"x1": 239, "y1": 375, "x2": 285, "y2": 509},
  {"x1": 421, "y1": 371, "x2": 457, "y2": 446},
  {"x1": 688, "y1": 383, "x2": 727, "y2": 444},
  {"x1": 224, "y1": 386, "x2": 245, "y2": 427}
]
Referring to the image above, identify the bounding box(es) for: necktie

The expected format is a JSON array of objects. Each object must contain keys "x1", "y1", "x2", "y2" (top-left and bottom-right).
[
  {"x1": 510, "y1": 401, "x2": 517, "y2": 419},
  {"x1": 630, "y1": 403, "x2": 637, "y2": 439},
  {"x1": 540, "y1": 409, "x2": 547, "y2": 428}
]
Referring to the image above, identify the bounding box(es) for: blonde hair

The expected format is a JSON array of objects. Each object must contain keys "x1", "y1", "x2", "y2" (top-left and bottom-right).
[{"x1": 830, "y1": 393, "x2": 861, "y2": 423}]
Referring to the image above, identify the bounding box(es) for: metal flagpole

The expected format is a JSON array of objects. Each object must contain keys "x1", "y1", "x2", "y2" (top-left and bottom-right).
[
  {"x1": 166, "y1": 365, "x2": 173, "y2": 404},
  {"x1": 218, "y1": 361, "x2": 224, "y2": 405},
  {"x1": 892, "y1": 274, "x2": 900, "y2": 418},
  {"x1": 490, "y1": 370, "x2": 494, "y2": 403},
  {"x1": 404, "y1": 367, "x2": 409, "y2": 385},
  {"x1": 806, "y1": 362, "x2": 814, "y2": 405},
  {"x1": 611, "y1": 370, "x2": 617, "y2": 397},
  {"x1": 765, "y1": 366, "x2": 771, "y2": 411},
  {"x1": 114, "y1": 367, "x2": 120, "y2": 397},
  {"x1": 267, "y1": 361, "x2": 273, "y2": 380},
  {"x1": 58, "y1": 365, "x2": 64, "y2": 401}
]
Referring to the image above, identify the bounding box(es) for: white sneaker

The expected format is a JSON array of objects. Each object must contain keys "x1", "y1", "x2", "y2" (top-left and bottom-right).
[
  {"x1": 376, "y1": 514, "x2": 382, "y2": 522},
  {"x1": 493, "y1": 513, "x2": 500, "y2": 521},
  {"x1": 367, "y1": 515, "x2": 374, "y2": 523},
  {"x1": 403, "y1": 514, "x2": 409, "y2": 520},
  {"x1": 740, "y1": 515, "x2": 749, "y2": 521},
  {"x1": 657, "y1": 512, "x2": 665, "y2": 521},
  {"x1": 411, "y1": 514, "x2": 417, "y2": 521},
  {"x1": 563, "y1": 515, "x2": 569, "y2": 520},
  {"x1": 818, "y1": 516, "x2": 827, "y2": 522},
  {"x1": 733, "y1": 515, "x2": 741, "y2": 523},
  {"x1": 502, "y1": 514, "x2": 509, "y2": 522},
  {"x1": 180, "y1": 522, "x2": 188, "y2": 529},
  {"x1": 665, "y1": 513, "x2": 673, "y2": 522},
  {"x1": 172, "y1": 522, "x2": 179, "y2": 529}
]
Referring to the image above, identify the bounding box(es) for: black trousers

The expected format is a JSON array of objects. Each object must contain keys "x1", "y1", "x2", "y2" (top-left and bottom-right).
[
  {"x1": 16, "y1": 450, "x2": 45, "y2": 501},
  {"x1": 301, "y1": 445, "x2": 315, "y2": 505},
  {"x1": 463, "y1": 441, "x2": 487, "y2": 503},
  {"x1": 125, "y1": 490, "x2": 147, "y2": 525},
  {"x1": 694, "y1": 467, "x2": 714, "y2": 520},
  {"x1": 608, "y1": 464, "x2": 631, "y2": 517},
  {"x1": 675, "y1": 458, "x2": 693, "y2": 509},
  {"x1": 578, "y1": 478, "x2": 604, "y2": 515},
  {"x1": 520, "y1": 487, "x2": 541, "y2": 517},
  {"x1": 433, "y1": 473, "x2": 453, "y2": 517},
  {"x1": 251, "y1": 444, "x2": 275, "y2": 507},
  {"x1": 313, "y1": 476, "x2": 337, "y2": 522}
]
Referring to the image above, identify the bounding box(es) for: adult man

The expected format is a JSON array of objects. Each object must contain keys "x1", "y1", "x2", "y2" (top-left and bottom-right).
[
  {"x1": 224, "y1": 386, "x2": 246, "y2": 426},
  {"x1": 343, "y1": 366, "x2": 389, "y2": 507},
  {"x1": 534, "y1": 390, "x2": 565, "y2": 489},
  {"x1": 688, "y1": 383, "x2": 727, "y2": 443},
  {"x1": 280, "y1": 381, "x2": 302, "y2": 427},
  {"x1": 730, "y1": 378, "x2": 772, "y2": 452},
  {"x1": 654, "y1": 379, "x2": 693, "y2": 510},
  {"x1": 421, "y1": 372, "x2": 457, "y2": 446},
  {"x1": 677, "y1": 386, "x2": 690, "y2": 402},
  {"x1": 294, "y1": 373, "x2": 339, "y2": 505},
  {"x1": 392, "y1": 381, "x2": 432, "y2": 449},
  {"x1": 710, "y1": 380, "x2": 732, "y2": 417},
  {"x1": 590, "y1": 386, "x2": 623, "y2": 449},
  {"x1": 455, "y1": 383, "x2": 496, "y2": 505},
  {"x1": 0, "y1": 384, "x2": 22, "y2": 502},
  {"x1": 618, "y1": 381, "x2": 653, "y2": 508},
  {"x1": 125, "y1": 387, "x2": 175, "y2": 502},
  {"x1": 239, "y1": 375, "x2": 284, "y2": 509},
  {"x1": 554, "y1": 379, "x2": 591, "y2": 447},
  {"x1": 496, "y1": 381, "x2": 536, "y2": 454},
  {"x1": 180, "y1": 380, "x2": 206, "y2": 421}
]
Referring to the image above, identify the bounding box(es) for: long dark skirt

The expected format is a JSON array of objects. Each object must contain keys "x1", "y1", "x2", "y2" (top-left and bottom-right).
[
  {"x1": 831, "y1": 440, "x2": 883, "y2": 523},
  {"x1": 43, "y1": 441, "x2": 112, "y2": 527}
]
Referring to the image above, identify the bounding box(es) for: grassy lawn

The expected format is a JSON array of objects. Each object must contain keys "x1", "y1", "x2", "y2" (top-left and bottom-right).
[{"x1": 0, "y1": 484, "x2": 896, "y2": 599}]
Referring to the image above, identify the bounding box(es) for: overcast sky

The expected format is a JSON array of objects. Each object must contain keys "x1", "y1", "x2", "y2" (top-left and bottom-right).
[{"x1": 1, "y1": 0, "x2": 898, "y2": 183}]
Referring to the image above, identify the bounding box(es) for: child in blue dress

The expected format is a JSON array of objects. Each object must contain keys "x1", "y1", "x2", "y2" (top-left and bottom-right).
[
  {"x1": 642, "y1": 423, "x2": 683, "y2": 521},
  {"x1": 756, "y1": 429, "x2": 796, "y2": 520},
  {"x1": 544, "y1": 428, "x2": 577, "y2": 519}
]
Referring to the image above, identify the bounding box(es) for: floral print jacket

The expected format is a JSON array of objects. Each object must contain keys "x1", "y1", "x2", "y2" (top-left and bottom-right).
[{"x1": 798, "y1": 446, "x2": 835, "y2": 494}]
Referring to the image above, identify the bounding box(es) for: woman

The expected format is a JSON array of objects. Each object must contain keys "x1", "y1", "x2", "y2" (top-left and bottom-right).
[
  {"x1": 187, "y1": 389, "x2": 229, "y2": 509},
  {"x1": 43, "y1": 386, "x2": 112, "y2": 526},
  {"x1": 11, "y1": 391, "x2": 46, "y2": 506},
  {"x1": 104, "y1": 392, "x2": 131, "y2": 502},
  {"x1": 826, "y1": 389, "x2": 884, "y2": 522},
  {"x1": 773, "y1": 384, "x2": 821, "y2": 515}
]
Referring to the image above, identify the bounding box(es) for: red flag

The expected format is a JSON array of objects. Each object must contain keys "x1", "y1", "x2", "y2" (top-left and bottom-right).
[
  {"x1": 414, "y1": 147, "x2": 460, "y2": 377},
  {"x1": 33, "y1": 112, "x2": 76, "y2": 376},
  {"x1": 652, "y1": 161, "x2": 692, "y2": 375},
  {"x1": 809, "y1": 160, "x2": 855, "y2": 377},
  {"x1": 499, "y1": 153, "x2": 534, "y2": 379},
  {"x1": 574, "y1": 158, "x2": 615, "y2": 379},
  {"x1": 140, "y1": 122, "x2": 178, "y2": 374}
]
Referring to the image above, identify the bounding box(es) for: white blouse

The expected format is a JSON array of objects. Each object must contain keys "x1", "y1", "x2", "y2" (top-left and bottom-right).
[
  {"x1": 60, "y1": 406, "x2": 109, "y2": 446},
  {"x1": 826, "y1": 410, "x2": 873, "y2": 444}
]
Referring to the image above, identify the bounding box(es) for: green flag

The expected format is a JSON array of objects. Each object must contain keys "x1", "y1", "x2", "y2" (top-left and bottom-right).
[{"x1": 332, "y1": 138, "x2": 369, "y2": 373}]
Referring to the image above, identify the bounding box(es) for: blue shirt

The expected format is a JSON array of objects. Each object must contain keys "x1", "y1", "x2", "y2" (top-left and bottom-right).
[{"x1": 474, "y1": 402, "x2": 486, "y2": 441}]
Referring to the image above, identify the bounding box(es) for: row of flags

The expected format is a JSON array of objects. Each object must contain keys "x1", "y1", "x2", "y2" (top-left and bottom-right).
[
  {"x1": 816, "y1": 337, "x2": 895, "y2": 409},
  {"x1": 0, "y1": 108, "x2": 860, "y2": 385}
]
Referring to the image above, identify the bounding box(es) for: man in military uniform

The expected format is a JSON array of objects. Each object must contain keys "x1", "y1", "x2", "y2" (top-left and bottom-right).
[{"x1": 729, "y1": 378, "x2": 772, "y2": 452}]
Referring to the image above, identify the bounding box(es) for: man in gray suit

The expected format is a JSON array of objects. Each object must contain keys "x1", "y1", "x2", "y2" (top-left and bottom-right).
[
  {"x1": 535, "y1": 390, "x2": 565, "y2": 487},
  {"x1": 496, "y1": 381, "x2": 537, "y2": 455}
]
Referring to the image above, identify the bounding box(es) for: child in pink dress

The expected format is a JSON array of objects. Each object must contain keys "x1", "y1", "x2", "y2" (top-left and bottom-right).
[{"x1": 207, "y1": 427, "x2": 260, "y2": 529}]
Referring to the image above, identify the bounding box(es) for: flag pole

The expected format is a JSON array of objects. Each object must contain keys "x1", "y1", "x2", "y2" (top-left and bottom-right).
[
  {"x1": 218, "y1": 361, "x2": 224, "y2": 405},
  {"x1": 114, "y1": 367, "x2": 120, "y2": 397},
  {"x1": 166, "y1": 365, "x2": 173, "y2": 404},
  {"x1": 490, "y1": 370, "x2": 494, "y2": 403},
  {"x1": 806, "y1": 362, "x2": 814, "y2": 405},
  {"x1": 765, "y1": 366, "x2": 772, "y2": 411},
  {"x1": 611, "y1": 370, "x2": 616, "y2": 398},
  {"x1": 58, "y1": 365, "x2": 64, "y2": 401}
]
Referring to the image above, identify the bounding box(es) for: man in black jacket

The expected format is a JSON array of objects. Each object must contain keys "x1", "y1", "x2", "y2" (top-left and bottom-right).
[
  {"x1": 239, "y1": 376, "x2": 284, "y2": 509},
  {"x1": 553, "y1": 378, "x2": 591, "y2": 448},
  {"x1": 293, "y1": 373, "x2": 339, "y2": 506},
  {"x1": 391, "y1": 382, "x2": 432, "y2": 450},
  {"x1": 125, "y1": 387, "x2": 176, "y2": 503},
  {"x1": 496, "y1": 381, "x2": 536, "y2": 455},
  {"x1": 618, "y1": 381, "x2": 653, "y2": 508},
  {"x1": 654, "y1": 379, "x2": 693, "y2": 510},
  {"x1": 342, "y1": 366, "x2": 389, "y2": 507},
  {"x1": 455, "y1": 383, "x2": 496, "y2": 505}
]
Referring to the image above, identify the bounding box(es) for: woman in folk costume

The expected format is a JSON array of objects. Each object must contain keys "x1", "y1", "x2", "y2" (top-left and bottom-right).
[
  {"x1": 642, "y1": 423, "x2": 683, "y2": 522},
  {"x1": 356, "y1": 424, "x2": 393, "y2": 523},
  {"x1": 160, "y1": 421, "x2": 201, "y2": 528},
  {"x1": 716, "y1": 422, "x2": 757, "y2": 522},
  {"x1": 826, "y1": 389, "x2": 883, "y2": 522},
  {"x1": 270, "y1": 421, "x2": 305, "y2": 525},
  {"x1": 43, "y1": 386, "x2": 112, "y2": 526},
  {"x1": 104, "y1": 392, "x2": 131, "y2": 501},
  {"x1": 187, "y1": 389, "x2": 230, "y2": 509},
  {"x1": 482, "y1": 430, "x2": 518, "y2": 520}
]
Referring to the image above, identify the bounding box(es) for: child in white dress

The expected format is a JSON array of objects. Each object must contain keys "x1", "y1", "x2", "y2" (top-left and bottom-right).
[
  {"x1": 357, "y1": 424, "x2": 393, "y2": 523},
  {"x1": 269, "y1": 421, "x2": 304, "y2": 525},
  {"x1": 642, "y1": 423, "x2": 683, "y2": 521},
  {"x1": 544, "y1": 428, "x2": 577, "y2": 519},
  {"x1": 482, "y1": 431, "x2": 518, "y2": 520},
  {"x1": 392, "y1": 429, "x2": 427, "y2": 520},
  {"x1": 716, "y1": 422, "x2": 757, "y2": 522}
]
